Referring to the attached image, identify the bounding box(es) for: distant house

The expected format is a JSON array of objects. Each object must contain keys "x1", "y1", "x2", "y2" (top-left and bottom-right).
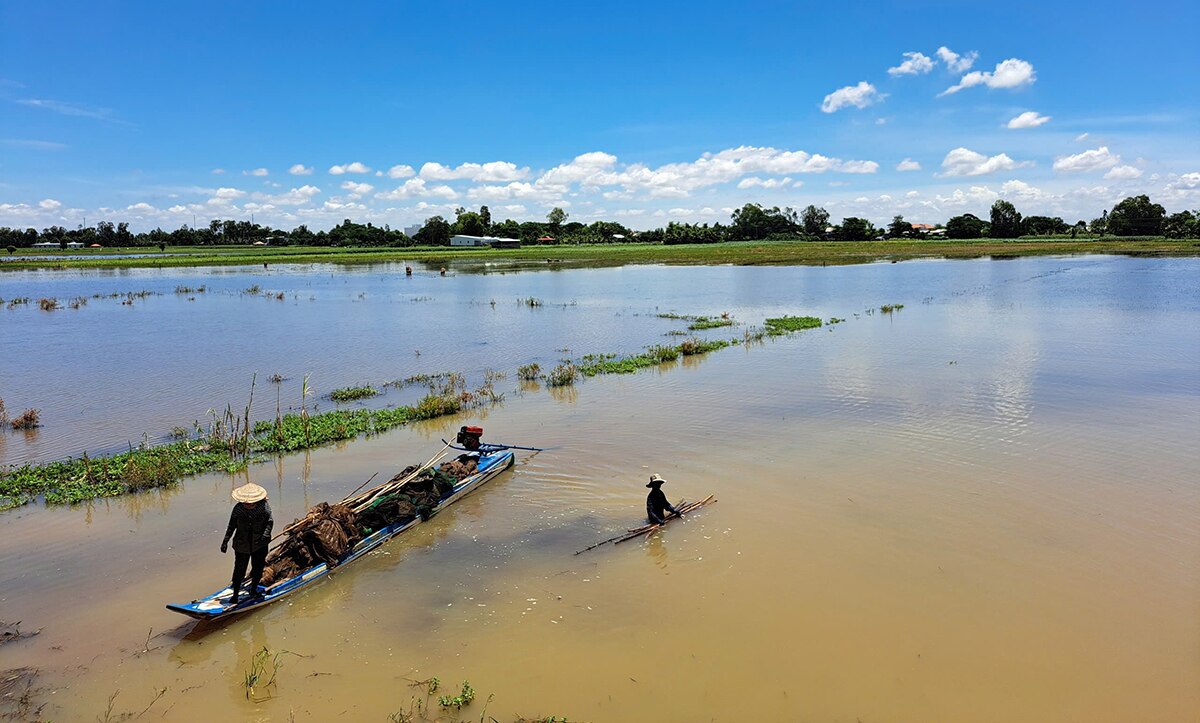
[
  {"x1": 537, "y1": 235, "x2": 555, "y2": 243},
  {"x1": 909, "y1": 223, "x2": 937, "y2": 232},
  {"x1": 65, "y1": 241, "x2": 83, "y2": 248},
  {"x1": 450, "y1": 234, "x2": 521, "y2": 248}
]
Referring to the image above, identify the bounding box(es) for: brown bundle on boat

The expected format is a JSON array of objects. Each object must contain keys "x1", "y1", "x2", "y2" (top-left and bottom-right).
[
  {"x1": 261, "y1": 502, "x2": 360, "y2": 586},
  {"x1": 438, "y1": 455, "x2": 478, "y2": 481}
]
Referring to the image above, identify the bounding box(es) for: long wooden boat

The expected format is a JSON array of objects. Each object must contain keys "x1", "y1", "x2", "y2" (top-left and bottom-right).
[{"x1": 166, "y1": 448, "x2": 515, "y2": 621}]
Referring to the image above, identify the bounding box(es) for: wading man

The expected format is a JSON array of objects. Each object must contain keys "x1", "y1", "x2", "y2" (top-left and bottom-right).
[
  {"x1": 645, "y1": 473, "x2": 682, "y2": 525},
  {"x1": 221, "y1": 483, "x2": 273, "y2": 604}
]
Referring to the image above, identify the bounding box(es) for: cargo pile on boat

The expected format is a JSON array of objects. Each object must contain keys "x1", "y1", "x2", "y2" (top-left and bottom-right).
[{"x1": 259, "y1": 452, "x2": 480, "y2": 586}]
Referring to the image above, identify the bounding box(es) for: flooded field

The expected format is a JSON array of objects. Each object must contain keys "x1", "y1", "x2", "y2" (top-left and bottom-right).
[{"x1": 1, "y1": 256, "x2": 1197, "y2": 721}]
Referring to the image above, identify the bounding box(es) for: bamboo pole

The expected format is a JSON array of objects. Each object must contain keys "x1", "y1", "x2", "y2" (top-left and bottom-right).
[{"x1": 574, "y1": 495, "x2": 716, "y2": 555}]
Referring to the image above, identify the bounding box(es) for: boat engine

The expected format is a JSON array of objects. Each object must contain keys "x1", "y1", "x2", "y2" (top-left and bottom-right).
[{"x1": 456, "y1": 425, "x2": 483, "y2": 450}]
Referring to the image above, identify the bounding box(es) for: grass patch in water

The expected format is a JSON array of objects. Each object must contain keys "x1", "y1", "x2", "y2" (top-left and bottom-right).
[
  {"x1": 330, "y1": 385, "x2": 380, "y2": 402},
  {"x1": 880, "y1": 303, "x2": 905, "y2": 314},
  {"x1": 763, "y1": 315, "x2": 823, "y2": 335},
  {"x1": 686, "y1": 316, "x2": 734, "y2": 331}
]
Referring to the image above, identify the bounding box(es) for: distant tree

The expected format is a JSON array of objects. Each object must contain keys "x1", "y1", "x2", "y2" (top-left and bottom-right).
[
  {"x1": 800, "y1": 205, "x2": 830, "y2": 237},
  {"x1": 7, "y1": 245, "x2": 15, "y2": 255},
  {"x1": 730, "y1": 203, "x2": 795, "y2": 240},
  {"x1": 491, "y1": 219, "x2": 520, "y2": 239},
  {"x1": 414, "y1": 215, "x2": 452, "y2": 246},
  {"x1": 547, "y1": 207, "x2": 568, "y2": 227},
  {"x1": 479, "y1": 205, "x2": 492, "y2": 229},
  {"x1": 452, "y1": 207, "x2": 487, "y2": 237},
  {"x1": 1089, "y1": 210, "x2": 1108, "y2": 235},
  {"x1": 886, "y1": 215, "x2": 910, "y2": 239},
  {"x1": 989, "y1": 200, "x2": 1022, "y2": 239},
  {"x1": 1163, "y1": 210, "x2": 1197, "y2": 239},
  {"x1": 945, "y1": 213, "x2": 987, "y2": 239},
  {"x1": 1021, "y1": 216, "x2": 1069, "y2": 236},
  {"x1": 1107, "y1": 195, "x2": 1166, "y2": 236},
  {"x1": 158, "y1": 242, "x2": 166, "y2": 251},
  {"x1": 838, "y1": 217, "x2": 875, "y2": 241},
  {"x1": 96, "y1": 220, "x2": 116, "y2": 246}
]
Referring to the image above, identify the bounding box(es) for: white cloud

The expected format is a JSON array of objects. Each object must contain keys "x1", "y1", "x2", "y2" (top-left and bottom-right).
[
  {"x1": 340, "y1": 181, "x2": 374, "y2": 196},
  {"x1": 126, "y1": 202, "x2": 157, "y2": 213},
  {"x1": 329, "y1": 162, "x2": 371, "y2": 175},
  {"x1": 736, "y1": 176, "x2": 793, "y2": 189},
  {"x1": 540, "y1": 151, "x2": 619, "y2": 186},
  {"x1": 1103, "y1": 165, "x2": 1143, "y2": 180},
  {"x1": 419, "y1": 161, "x2": 530, "y2": 182},
  {"x1": 1006, "y1": 111, "x2": 1051, "y2": 129},
  {"x1": 936, "y1": 46, "x2": 978, "y2": 73},
  {"x1": 821, "y1": 82, "x2": 883, "y2": 113},
  {"x1": 289, "y1": 164, "x2": 314, "y2": 176},
  {"x1": 1053, "y1": 146, "x2": 1120, "y2": 173},
  {"x1": 244, "y1": 168, "x2": 269, "y2": 177},
  {"x1": 934, "y1": 185, "x2": 1000, "y2": 208},
  {"x1": 38, "y1": 198, "x2": 61, "y2": 210},
  {"x1": 940, "y1": 147, "x2": 1030, "y2": 176},
  {"x1": 385, "y1": 164, "x2": 415, "y2": 179},
  {"x1": 211, "y1": 168, "x2": 226, "y2": 175},
  {"x1": 1075, "y1": 133, "x2": 1090, "y2": 142},
  {"x1": 888, "y1": 52, "x2": 934, "y2": 76},
  {"x1": 896, "y1": 159, "x2": 922, "y2": 172},
  {"x1": 941, "y1": 58, "x2": 1036, "y2": 95},
  {"x1": 263, "y1": 185, "x2": 321, "y2": 206},
  {"x1": 1000, "y1": 179, "x2": 1045, "y2": 200},
  {"x1": 376, "y1": 178, "x2": 458, "y2": 201}
]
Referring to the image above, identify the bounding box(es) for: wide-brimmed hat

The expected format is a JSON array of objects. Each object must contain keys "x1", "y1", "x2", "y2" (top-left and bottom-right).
[
  {"x1": 646, "y1": 473, "x2": 666, "y2": 488},
  {"x1": 231, "y1": 483, "x2": 267, "y2": 503}
]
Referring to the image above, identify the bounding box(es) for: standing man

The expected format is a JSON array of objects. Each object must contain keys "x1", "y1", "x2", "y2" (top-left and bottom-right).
[
  {"x1": 645, "y1": 473, "x2": 682, "y2": 525},
  {"x1": 221, "y1": 483, "x2": 273, "y2": 604}
]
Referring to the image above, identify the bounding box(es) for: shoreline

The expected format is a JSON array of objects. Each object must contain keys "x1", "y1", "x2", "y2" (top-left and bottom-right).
[{"x1": 2, "y1": 237, "x2": 1198, "y2": 271}]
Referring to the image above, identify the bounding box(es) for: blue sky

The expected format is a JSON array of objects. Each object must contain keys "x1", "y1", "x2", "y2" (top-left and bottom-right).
[{"x1": 2, "y1": 0, "x2": 1198, "y2": 231}]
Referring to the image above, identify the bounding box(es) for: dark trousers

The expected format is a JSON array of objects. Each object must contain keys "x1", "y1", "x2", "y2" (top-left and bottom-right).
[{"x1": 232, "y1": 547, "x2": 268, "y2": 590}]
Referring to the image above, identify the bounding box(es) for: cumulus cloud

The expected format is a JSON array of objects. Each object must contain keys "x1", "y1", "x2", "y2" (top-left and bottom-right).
[
  {"x1": 896, "y1": 158, "x2": 922, "y2": 172},
  {"x1": 289, "y1": 164, "x2": 314, "y2": 176},
  {"x1": 821, "y1": 82, "x2": 883, "y2": 113},
  {"x1": 936, "y1": 46, "x2": 978, "y2": 73},
  {"x1": 888, "y1": 52, "x2": 934, "y2": 76},
  {"x1": 1103, "y1": 165, "x2": 1143, "y2": 180},
  {"x1": 939, "y1": 147, "x2": 1030, "y2": 176},
  {"x1": 736, "y1": 177, "x2": 793, "y2": 189},
  {"x1": 341, "y1": 181, "x2": 374, "y2": 196},
  {"x1": 941, "y1": 58, "x2": 1036, "y2": 95},
  {"x1": 1053, "y1": 146, "x2": 1120, "y2": 172},
  {"x1": 1006, "y1": 111, "x2": 1051, "y2": 129},
  {"x1": 211, "y1": 168, "x2": 226, "y2": 175},
  {"x1": 419, "y1": 161, "x2": 530, "y2": 182},
  {"x1": 126, "y1": 202, "x2": 157, "y2": 213},
  {"x1": 329, "y1": 162, "x2": 371, "y2": 175},
  {"x1": 376, "y1": 178, "x2": 458, "y2": 200},
  {"x1": 1074, "y1": 133, "x2": 1090, "y2": 142},
  {"x1": 38, "y1": 198, "x2": 62, "y2": 210},
  {"x1": 244, "y1": 168, "x2": 269, "y2": 177},
  {"x1": 1000, "y1": 179, "x2": 1045, "y2": 200},
  {"x1": 385, "y1": 164, "x2": 415, "y2": 179}
]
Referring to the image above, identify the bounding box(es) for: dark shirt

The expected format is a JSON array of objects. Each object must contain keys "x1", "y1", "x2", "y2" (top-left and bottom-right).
[
  {"x1": 223, "y1": 501, "x2": 273, "y2": 553},
  {"x1": 646, "y1": 488, "x2": 679, "y2": 524}
]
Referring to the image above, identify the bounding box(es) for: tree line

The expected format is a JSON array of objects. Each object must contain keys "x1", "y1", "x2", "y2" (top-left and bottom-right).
[{"x1": 2, "y1": 194, "x2": 1196, "y2": 251}]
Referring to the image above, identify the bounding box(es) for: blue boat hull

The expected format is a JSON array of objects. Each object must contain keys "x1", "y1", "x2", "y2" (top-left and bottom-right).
[{"x1": 166, "y1": 450, "x2": 514, "y2": 621}]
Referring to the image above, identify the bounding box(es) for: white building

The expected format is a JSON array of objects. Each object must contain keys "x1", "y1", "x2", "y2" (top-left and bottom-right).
[{"x1": 449, "y1": 235, "x2": 520, "y2": 247}]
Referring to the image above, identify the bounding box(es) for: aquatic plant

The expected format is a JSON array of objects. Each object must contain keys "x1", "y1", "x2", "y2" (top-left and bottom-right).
[
  {"x1": 517, "y1": 363, "x2": 541, "y2": 380},
  {"x1": 174, "y1": 285, "x2": 207, "y2": 294},
  {"x1": 330, "y1": 385, "x2": 380, "y2": 402},
  {"x1": 37, "y1": 298, "x2": 59, "y2": 311},
  {"x1": 763, "y1": 315, "x2": 823, "y2": 335},
  {"x1": 69, "y1": 296, "x2": 88, "y2": 309},
  {"x1": 0, "y1": 398, "x2": 6, "y2": 424},
  {"x1": 828, "y1": 317, "x2": 845, "y2": 324},
  {"x1": 437, "y1": 680, "x2": 475, "y2": 710},
  {"x1": 10, "y1": 409, "x2": 40, "y2": 430},
  {"x1": 243, "y1": 646, "x2": 283, "y2": 701},
  {"x1": 243, "y1": 284, "x2": 261, "y2": 295},
  {"x1": 267, "y1": 373, "x2": 286, "y2": 383},
  {"x1": 543, "y1": 363, "x2": 579, "y2": 387},
  {"x1": 686, "y1": 316, "x2": 735, "y2": 331},
  {"x1": 6, "y1": 297, "x2": 30, "y2": 308},
  {"x1": 678, "y1": 338, "x2": 730, "y2": 356},
  {"x1": 522, "y1": 297, "x2": 544, "y2": 307},
  {"x1": 880, "y1": 303, "x2": 905, "y2": 314}
]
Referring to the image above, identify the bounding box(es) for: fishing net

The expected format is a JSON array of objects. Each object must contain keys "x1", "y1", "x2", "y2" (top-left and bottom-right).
[{"x1": 261, "y1": 502, "x2": 360, "y2": 586}]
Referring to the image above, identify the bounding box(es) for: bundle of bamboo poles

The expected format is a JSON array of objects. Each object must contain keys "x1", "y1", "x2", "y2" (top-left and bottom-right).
[
  {"x1": 269, "y1": 442, "x2": 452, "y2": 544},
  {"x1": 574, "y1": 495, "x2": 717, "y2": 555}
]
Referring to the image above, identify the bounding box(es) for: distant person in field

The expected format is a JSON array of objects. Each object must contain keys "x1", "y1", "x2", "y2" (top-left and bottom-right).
[
  {"x1": 221, "y1": 483, "x2": 273, "y2": 604},
  {"x1": 645, "y1": 474, "x2": 682, "y2": 525}
]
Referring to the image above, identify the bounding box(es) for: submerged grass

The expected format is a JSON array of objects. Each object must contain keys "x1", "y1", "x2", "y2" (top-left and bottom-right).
[
  {"x1": 330, "y1": 385, "x2": 380, "y2": 402},
  {"x1": 0, "y1": 377, "x2": 501, "y2": 510},
  {"x1": 763, "y1": 315, "x2": 823, "y2": 335}
]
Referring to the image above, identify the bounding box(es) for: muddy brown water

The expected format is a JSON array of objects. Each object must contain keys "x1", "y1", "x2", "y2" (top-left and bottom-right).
[{"x1": 1, "y1": 257, "x2": 1197, "y2": 721}]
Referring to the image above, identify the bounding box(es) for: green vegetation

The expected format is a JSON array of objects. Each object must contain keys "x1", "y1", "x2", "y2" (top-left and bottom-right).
[
  {"x1": 10, "y1": 408, "x2": 40, "y2": 430},
  {"x1": 37, "y1": 298, "x2": 59, "y2": 311},
  {"x1": 329, "y1": 385, "x2": 380, "y2": 402},
  {"x1": 517, "y1": 363, "x2": 541, "y2": 381},
  {"x1": 687, "y1": 315, "x2": 734, "y2": 330},
  {"x1": 880, "y1": 304, "x2": 905, "y2": 314},
  {"x1": 0, "y1": 377, "x2": 501, "y2": 510},
  {"x1": 763, "y1": 316, "x2": 823, "y2": 335},
  {"x1": 543, "y1": 363, "x2": 579, "y2": 387}
]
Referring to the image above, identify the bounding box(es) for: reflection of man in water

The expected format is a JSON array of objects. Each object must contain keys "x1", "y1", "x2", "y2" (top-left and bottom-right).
[
  {"x1": 645, "y1": 474, "x2": 682, "y2": 524},
  {"x1": 221, "y1": 483, "x2": 273, "y2": 604}
]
